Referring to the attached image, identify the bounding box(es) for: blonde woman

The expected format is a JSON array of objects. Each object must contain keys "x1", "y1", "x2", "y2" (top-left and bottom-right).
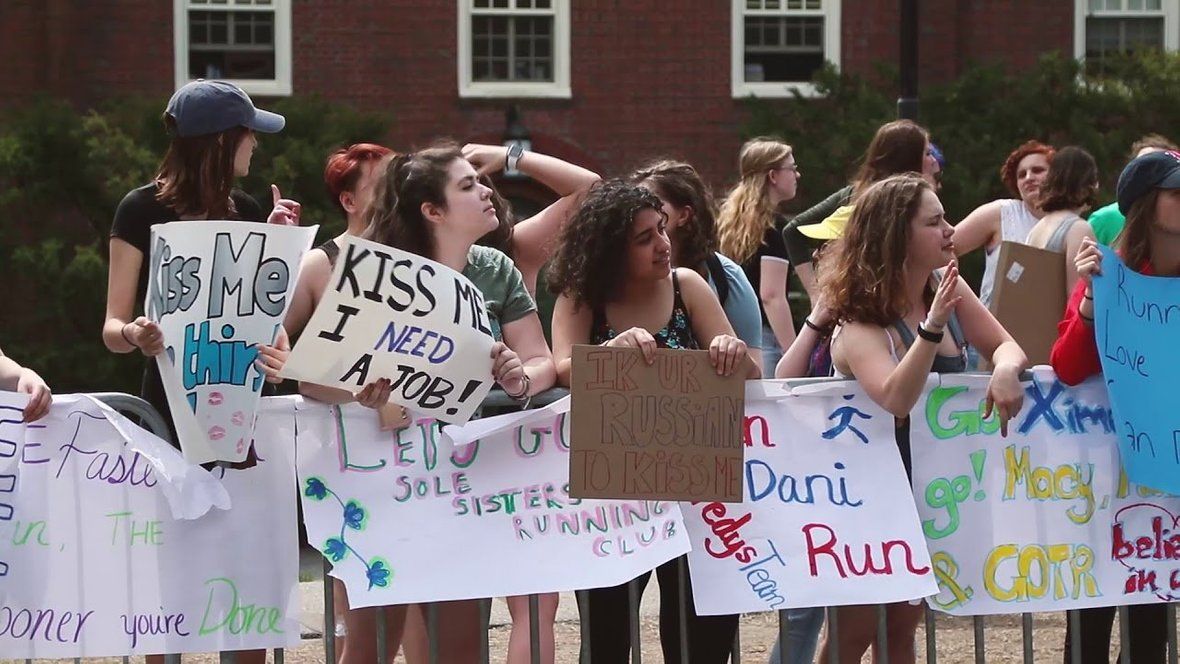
[{"x1": 717, "y1": 137, "x2": 799, "y2": 374}]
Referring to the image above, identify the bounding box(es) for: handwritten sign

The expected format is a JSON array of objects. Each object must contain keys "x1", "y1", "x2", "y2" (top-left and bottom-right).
[
  {"x1": 1092, "y1": 246, "x2": 1180, "y2": 493},
  {"x1": 282, "y1": 236, "x2": 496, "y2": 425},
  {"x1": 294, "y1": 397, "x2": 690, "y2": 606},
  {"x1": 147, "y1": 221, "x2": 316, "y2": 464},
  {"x1": 569, "y1": 346, "x2": 745, "y2": 502},
  {"x1": 0, "y1": 393, "x2": 300, "y2": 658},
  {"x1": 683, "y1": 382, "x2": 935, "y2": 614},
  {"x1": 911, "y1": 371, "x2": 1180, "y2": 615}
]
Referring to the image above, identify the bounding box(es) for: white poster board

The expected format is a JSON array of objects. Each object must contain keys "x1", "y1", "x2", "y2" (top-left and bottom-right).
[
  {"x1": 0, "y1": 393, "x2": 300, "y2": 658},
  {"x1": 683, "y1": 381, "x2": 936, "y2": 614},
  {"x1": 147, "y1": 221, "x2": 316, "y2": 464},
  {"x1": 282, "y1": 236, "x2": 496, "y2": 425},
  {"x1": 911, "y1": 371, "x2": 1180, "y2": 615},
  {"x1": 295, "y1": 398, "x2": 690, "y2": 606}
]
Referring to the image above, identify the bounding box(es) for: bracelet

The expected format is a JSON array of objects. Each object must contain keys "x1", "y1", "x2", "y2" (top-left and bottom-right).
[
  {"x1": 803, "y1": 318, "x2": 831, "y2": 333},
  {"x1": 505, "y1": 372, "x2": 531, "y2": 401},
  {"x1": 121, "y1": 322, "x2": 138, "y2": 349},
  {"x1": 916, "y1": 322, "x2": 945, "y2": 344}
]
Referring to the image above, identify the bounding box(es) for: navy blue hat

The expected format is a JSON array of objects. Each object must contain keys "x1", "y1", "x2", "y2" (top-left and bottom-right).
[
  {"x1": 929, "y1": 143, "x2": 946, "y2": 170},
  {"x1": 1117, "y1": 149, "x2": 1180, "y2": 215},
  {"x1": 165, "y1": 80, "x2": 285, "y2": 138}
]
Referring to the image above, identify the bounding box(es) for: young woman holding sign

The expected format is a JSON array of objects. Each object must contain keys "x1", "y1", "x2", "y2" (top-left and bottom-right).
[
  {"x1": 547, "y1": 179, "x2": 757, "y2": 663},
  {"x1": 820, "y1": 174, "x2": 1026, "y2": 663},
  {"x1": 1050, "y1": 149, "x2": 1180, "y2": 664},
  {"x1": 363, "y1": 142, "x2": 556, "y2": 663},
  {"x1": 101, "y1": 80, "x2": 292, "y2": 664}
]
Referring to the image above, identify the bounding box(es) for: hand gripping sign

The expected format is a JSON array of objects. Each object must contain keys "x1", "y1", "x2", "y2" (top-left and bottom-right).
[{"x1": 281, "y1": 236, "x2": 496, "y2": 425}]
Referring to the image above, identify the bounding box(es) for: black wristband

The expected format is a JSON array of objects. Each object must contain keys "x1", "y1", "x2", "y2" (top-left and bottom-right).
[
  {"x1": 917, "y1": 322, "x2": 945, "y2": 344},
  {"x1": 803, "y1": 318, "x2": 829, "y2": 333}
]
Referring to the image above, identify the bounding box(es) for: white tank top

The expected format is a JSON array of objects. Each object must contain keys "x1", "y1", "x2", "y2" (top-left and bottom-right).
[{"x1": 979, "y1": 199, "x2": 1039, "y2": 309}]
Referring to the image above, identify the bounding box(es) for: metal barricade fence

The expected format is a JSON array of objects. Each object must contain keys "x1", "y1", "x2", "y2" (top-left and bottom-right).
[{"x1": 35, "y1": 390, "x2": 1180, "y2": 663}]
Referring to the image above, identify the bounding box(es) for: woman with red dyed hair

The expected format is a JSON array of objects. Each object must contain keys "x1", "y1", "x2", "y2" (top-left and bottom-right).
[{"x1": 952, "y1": 140, "x2": 1055, "y2": 310}]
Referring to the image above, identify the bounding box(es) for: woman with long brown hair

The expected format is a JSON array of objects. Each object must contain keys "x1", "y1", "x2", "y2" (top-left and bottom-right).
[
  {"x1": 820, "y1": 173, "x2": 1026, "y2": 663},
  {"x1": 102, "y1": 79, "x2": 291, "y2": 664},
  {"x1": 716, "y1": 137, "x2": 799, "y2": 374}
]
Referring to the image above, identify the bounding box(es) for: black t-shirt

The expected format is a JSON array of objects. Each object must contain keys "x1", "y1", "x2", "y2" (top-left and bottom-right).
[
  {"x1": 738, "y1": 217, "x2": 791, "y2": 326},
  {"x1": 109, "y1": 182, "x2": 266, "y2": 447}
]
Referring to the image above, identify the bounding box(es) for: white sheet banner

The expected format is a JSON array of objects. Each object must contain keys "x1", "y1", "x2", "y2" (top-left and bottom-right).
[
  {"x1": 684, "y1": 381, "x2": 937, "y2": 615},
  {"x1": 911, "y1": 371, "x2": 1180, "y2": 615},
  {"x1": 0, "y1": 393, "x2": 300, "y2": 658},
  {"x1": 147, "y1": 220, "x2": 316, "y2": 464},
  {"x1": 281, "y1": 236, "x2": 496, "y2": 425},
  {"x1": 295, "y1": 398, "x2": 690, "y2": 607}
]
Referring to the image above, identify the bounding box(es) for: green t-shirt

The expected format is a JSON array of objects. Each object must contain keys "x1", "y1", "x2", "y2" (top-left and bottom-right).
[
  {"x1": 1088, "y1": 201, "x2": 1125, "y2": 246},
  {"x1": 462, "y1": 245, "x2": 536, "y2": 341}
]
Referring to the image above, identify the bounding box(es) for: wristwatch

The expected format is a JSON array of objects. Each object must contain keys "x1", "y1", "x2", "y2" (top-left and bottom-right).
[{"x1": 505, "y1": 142, "x2": 525, "y2": 173}]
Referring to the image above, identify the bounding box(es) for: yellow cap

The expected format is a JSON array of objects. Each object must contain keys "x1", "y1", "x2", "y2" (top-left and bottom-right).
[{"x1": 797, "y1": 204, "x2": 854, "y2": 240}]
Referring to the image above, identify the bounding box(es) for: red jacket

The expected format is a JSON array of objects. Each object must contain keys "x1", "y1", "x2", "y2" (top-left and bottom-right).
[{"x1": 1049, "y1": 261, "x2": 1154, "y2": 385}]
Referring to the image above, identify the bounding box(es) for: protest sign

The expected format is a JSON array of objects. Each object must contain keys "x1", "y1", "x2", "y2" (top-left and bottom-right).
[
  {"x1": 1092, "y1": 245, "x2": 1180, "y2": 493},
  {"x1": 683, "y1": 381, "x2": 935, "y2": 614},
  {"x1": 911, "y1": 371, "x2": 1180, "y2": 615},
  {"x1": 295, "y1": 399, "x2": 690, "y2": 607},
  {"x1": 568, "y1": 346, "x2": 745, "y2": 502},
  {"x1": 147, "y1": 221, "x2": 316, "y2": 464},
  {"x1": 0, "y1": 393, "x2": 300, "y2": 658},
  {"x1": 282, "y1": 236, "x2": 496, "y2": 425}
]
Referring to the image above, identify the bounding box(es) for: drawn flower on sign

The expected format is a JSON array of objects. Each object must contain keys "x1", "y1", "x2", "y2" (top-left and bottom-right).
[
  {"x1": 343, "y1": 500, "x2": 367, "y2": 530},
  {"x1": 366, "y1": 558, "x2": 392, "y2": 589},
  {"x1": 302, "y1": 475, "x2": 391, "y2": 592},
  {"x1": 324, "y1": 537, "x2": 348, "y2": 562},
  {"x1": 304, "y1": 477, "x2": 328, "y2": 501}
]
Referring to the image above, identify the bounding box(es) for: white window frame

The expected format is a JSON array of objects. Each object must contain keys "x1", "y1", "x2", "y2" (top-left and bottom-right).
[
  {"x1": 732, "y1": 0, "x2": 841, "y2": 99},
  {"x1": 174, "y1": 0, "x2": 293, "y2": 97},
  {"x1": 457, "y1": 0, "x2": 571, "y2": 99},
  {"x1": 1073, "y1": 0, "x2": 1179, "y2": 62}
]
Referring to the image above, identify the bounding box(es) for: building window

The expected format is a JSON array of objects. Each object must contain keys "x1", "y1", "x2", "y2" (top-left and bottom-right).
[
  {"x1": 458, "y1": 0, "x2": 571, "y2": 98},
  {"x1": 174, "y1": 0, "x2": 292, "y2": 96},
  {"x1": 1075, "y1": 0, "x2": 1179, "y2": 74},
  {"x1": 732, "y1": 0, "x2": 841, "y2": 98}
]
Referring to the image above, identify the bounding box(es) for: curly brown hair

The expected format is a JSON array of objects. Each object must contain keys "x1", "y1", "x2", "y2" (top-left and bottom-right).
[
  {"x1": 820, "y1": 174, "x2": 934, "y2": 327},
  {"x1": 546, "y1": 179, "x2": 666, "y2": 309},
  {"x1": 630, "y1": 160, "x2": 717, "y2": 275},
  {"x1": 1037, "y1": 146, "x2": 1098, "y2": 213},
  {"x1": 999, "y1": 140, "x2": 1055, "y2": 197}
]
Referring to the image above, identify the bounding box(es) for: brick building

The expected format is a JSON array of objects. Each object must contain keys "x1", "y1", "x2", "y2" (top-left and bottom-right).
[{"x1": 3, "y1": 0, "x2": 1177, "y2": 200}]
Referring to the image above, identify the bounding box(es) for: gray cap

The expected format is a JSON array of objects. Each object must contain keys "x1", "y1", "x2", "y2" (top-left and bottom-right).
[{"x1": 165, "y1": 80, "x2": 285, "y2": 138}]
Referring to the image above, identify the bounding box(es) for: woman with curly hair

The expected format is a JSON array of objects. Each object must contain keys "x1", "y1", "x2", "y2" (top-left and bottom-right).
[
  {"x1": 820, "y1": 174, "x2": 1026, "y2": 663},
  {"x1": 630, "y1": 159, "x2": 763, "y2": 365},
  {"x1": 549, "y1": 180, "x2": 756, "y2": 663},
  {"x1": 1023, "y1": 146, "x2": 1099, "y2": 301},
  {"x1": 716, "y1": 137, "x2": 799, "y2": 374},
  {"x1": 952, "y1": 139, "x2": 1055, "y2": 308},
  {"x1": 366, "y1": 141, "x2": 556, "y2": 663}
]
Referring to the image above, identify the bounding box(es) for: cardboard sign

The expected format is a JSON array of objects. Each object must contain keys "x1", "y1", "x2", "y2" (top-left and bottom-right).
[
  {"x1": 295, "y1": 398, "x2": 690, "y2": 606},
  {"x1": 0, "y1": 393, "x2": 300, "y2": 658},
  {"x1": 987, "y1": 241, "x2": 1066, "y2": 366},
  {"x1": 912, "y1": 371, "x2": 1180, "y2": 615},
  {"x1": 281, "y1": 236, "x2": 496, "y2": 425},
  {"x1": 568, "y1": 346, "x2": 745, "y2": 502},
  {"x1": 684, "y1": 381, "x2": 935, "y2": 615},
  {"x1": 1093, "y1": 246, "x2": 1180, "y2": 493},
  {"x1": 146, "y1": 221, "x2": 316, "y2": 464}
]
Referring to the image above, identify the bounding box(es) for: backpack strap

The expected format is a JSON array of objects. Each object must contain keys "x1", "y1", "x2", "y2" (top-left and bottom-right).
[{"x1": 703, "y1": 253, "x2": 730, "y2": 307}]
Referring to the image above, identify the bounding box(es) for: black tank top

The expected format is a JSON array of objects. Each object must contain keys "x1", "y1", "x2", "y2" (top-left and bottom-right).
[{"x1": 589, "y1": 271, "x2": 698, "y2": 349}]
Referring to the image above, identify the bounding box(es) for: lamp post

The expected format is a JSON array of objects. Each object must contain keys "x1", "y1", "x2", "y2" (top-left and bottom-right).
[
  {"x1": 502, "y1": 105, "x2": 531, "y2": 179},
  {"x1": 898, "y1": 0, "x2": 919, "y2": 120}
]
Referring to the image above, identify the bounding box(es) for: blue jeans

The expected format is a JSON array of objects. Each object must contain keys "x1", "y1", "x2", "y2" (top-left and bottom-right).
[
  {"x1": 761, "y1": 323, "x2": 784, "y2": 376},
  {"x1": 767, "y1": 607, "x2": 824, "y2": 664}
]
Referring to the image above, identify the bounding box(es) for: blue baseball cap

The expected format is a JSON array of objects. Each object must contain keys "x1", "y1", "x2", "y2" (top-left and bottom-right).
[
  {"x1": 165, "y1": 80, "x2": 285, "y2": 138},
  {"x1": 929, "y1": 143, "x2": 946, "y2": 170},
  {"x1": 1116, "y1": 149, "x2": 1180, "y2": 215}
]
